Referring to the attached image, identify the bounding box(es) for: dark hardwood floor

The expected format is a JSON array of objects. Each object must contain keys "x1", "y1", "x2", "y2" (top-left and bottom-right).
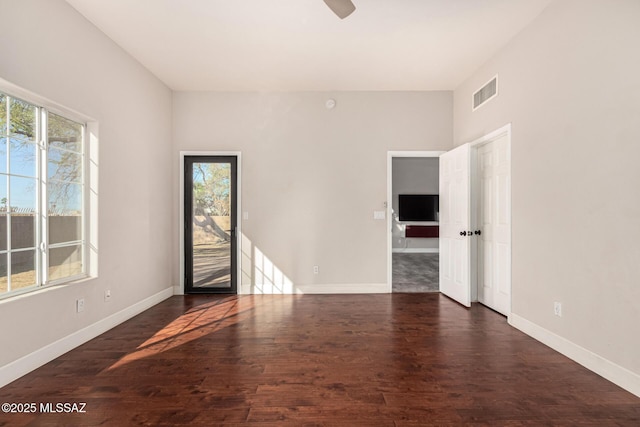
[{"x1": 0, "y1": 294, "x2": 638, "y2": 426}]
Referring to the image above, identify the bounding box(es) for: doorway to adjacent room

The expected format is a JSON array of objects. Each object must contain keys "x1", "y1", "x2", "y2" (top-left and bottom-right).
[{"x1": 387, "y1": 151, "x2": 444, "y2": 293}]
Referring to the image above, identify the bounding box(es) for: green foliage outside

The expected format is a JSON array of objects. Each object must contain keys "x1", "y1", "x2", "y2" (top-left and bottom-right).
[
  {"x1": 0, "y1": 93, "x2": 83, "y2": 213},
  {"x1": 193, "y1": 163, "x2": 230, "y2": 217}
]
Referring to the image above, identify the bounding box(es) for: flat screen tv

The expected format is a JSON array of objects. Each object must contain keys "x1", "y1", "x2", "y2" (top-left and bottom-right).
[{"x1": 398, "y1": 194, "x2": 439, "y2": 222}]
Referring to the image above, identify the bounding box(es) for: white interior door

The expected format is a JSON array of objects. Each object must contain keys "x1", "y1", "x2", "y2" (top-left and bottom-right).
[
  {"x1": 477, "y1": 135, "x2": 511, "y2": 315},
  {"x1": 439, "y1": 143, "x2": 471, "y2": 307}
]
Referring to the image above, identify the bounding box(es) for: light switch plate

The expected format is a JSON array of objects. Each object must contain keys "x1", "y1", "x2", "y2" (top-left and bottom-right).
[{"x1": 373, "y1": 210, "x2": 386, "y2": 220}]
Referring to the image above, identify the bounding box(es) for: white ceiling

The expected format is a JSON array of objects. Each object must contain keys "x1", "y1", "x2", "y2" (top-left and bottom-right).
[{"x1": 64, "y1": 0, "x2": 552, "y2": 91}]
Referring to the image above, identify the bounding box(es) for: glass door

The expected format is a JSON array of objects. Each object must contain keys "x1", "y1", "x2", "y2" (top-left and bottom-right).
[{"x1": 184, "y1": 156, "x2": 237, "y2": 293}]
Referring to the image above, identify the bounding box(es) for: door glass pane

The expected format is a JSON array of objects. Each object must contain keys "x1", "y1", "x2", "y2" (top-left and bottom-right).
[
  {"x1": 49, "y1": 245, "x2": 83, "y2": 282},
  {"x1": 11, "y1": 249, "x2": 36, "y2": 290},
  {"x1": 192, "y1": 162, "x2": 231, "y2": 289}
]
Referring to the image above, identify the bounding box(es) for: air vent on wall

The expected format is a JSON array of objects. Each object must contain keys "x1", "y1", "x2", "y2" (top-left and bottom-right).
[{"x1": 472, "y1": 76, "x2": 498, "y2": 111}]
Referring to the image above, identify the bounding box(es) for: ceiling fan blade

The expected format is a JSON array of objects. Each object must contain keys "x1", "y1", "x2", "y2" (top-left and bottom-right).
[{"x1": 323, "y1": 0, "x2": 356, "y2": 19}]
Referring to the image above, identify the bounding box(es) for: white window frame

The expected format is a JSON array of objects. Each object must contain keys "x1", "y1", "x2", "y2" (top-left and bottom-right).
[{"x1": 0, "y1": 78, "x2": 97, "y2": 300}]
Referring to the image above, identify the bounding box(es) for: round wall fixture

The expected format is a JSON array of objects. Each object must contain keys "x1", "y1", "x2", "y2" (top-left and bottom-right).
[{"x1": 325, "y1": 99, "x2": 336, "y2": 109}]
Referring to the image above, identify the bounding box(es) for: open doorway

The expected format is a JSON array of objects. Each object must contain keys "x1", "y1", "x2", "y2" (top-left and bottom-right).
[{"x1": 387, "y1": 151, "x2": 445, "y2": 293}]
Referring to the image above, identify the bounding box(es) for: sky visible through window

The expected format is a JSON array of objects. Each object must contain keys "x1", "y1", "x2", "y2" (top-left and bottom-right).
[
  {"x1": 0, "y1": 140, "x2": 37, "y2": 211},
  {"x1": 0, "y1": 96, "x2": 82, "y2": 213},
  {"x1": 0, "y1": 91, "x2": 86, "y2": 295}
]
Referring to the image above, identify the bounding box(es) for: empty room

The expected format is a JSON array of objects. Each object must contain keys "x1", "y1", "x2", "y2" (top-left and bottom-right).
[{"x1": 0, "y1": 0, "x2": 639, "y2": 425}]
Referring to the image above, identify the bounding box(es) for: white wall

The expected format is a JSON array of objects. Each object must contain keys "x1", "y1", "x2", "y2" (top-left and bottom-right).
[
  {"x1": 454, "y1": 0, "x2": 640, "y2": 388},
  {"x1": 173, "y1": 92, "x2": 452, "y2": 293},
  {"x1": 0, "y1": 0, "x2": 173, "y2": 379},
  {"x1": 391, "y1": 157, "x2": 439, "y2": 251}
]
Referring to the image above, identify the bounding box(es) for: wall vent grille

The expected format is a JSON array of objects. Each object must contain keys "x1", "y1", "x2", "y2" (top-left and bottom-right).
[{"x1": 473, "y1": 76, "x2": 498, "y2": 110}]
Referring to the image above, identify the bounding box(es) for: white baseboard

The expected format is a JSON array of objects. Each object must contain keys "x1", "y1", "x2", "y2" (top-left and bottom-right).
[
  {"x1": 392, "y1": 248, "x2": 439, "y2": 253},
  {"x1": 0, "y1": 286, "x2": 174, "y2": 388},
  {"x1": 241, "y1": 283, "x2": 389, "y2": 295},
  {"x1": 509, "y1": 313, "x2": 640, "y2": 398}
]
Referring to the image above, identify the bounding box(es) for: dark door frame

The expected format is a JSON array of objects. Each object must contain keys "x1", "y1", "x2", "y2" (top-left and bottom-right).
[{"x1": 183, "y1": 154, "x2": 238, "y2": 294}]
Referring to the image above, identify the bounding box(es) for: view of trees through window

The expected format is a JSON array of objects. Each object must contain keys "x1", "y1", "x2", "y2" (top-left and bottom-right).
[
  {"x1": 192, "y1": 162, "x2": 231, "y2": 246},
  {"x1": 0, "y1": 92, "x2": 85, "y2": 297},
  {"x1": 190, "y1": 161, "x2": 232, "y2": 289}
]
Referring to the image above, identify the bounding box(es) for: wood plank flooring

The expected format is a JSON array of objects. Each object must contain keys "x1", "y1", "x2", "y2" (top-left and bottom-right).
[{"x1": 0, "y1": 294, "x2": 638, "y2": 426}]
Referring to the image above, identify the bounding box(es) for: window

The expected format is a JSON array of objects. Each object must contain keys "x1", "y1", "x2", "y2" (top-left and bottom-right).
[{"x1": 0, "y1": 90, "x2": 87, "y2": 298}]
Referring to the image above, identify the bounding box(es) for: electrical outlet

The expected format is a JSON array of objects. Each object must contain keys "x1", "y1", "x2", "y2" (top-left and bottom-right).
[
  {"x1": 76, "y1": 298, "x2": 85, "y2": 313},
  {"x1": 104, "y1": 289, "x2": 111, "y2": 302},
  {"x1": 313, "y1": 266, "x2": 319, "y2": 274},
  {"x1": 554, "y1": 301, "x2": 562, "y2": 317}
]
